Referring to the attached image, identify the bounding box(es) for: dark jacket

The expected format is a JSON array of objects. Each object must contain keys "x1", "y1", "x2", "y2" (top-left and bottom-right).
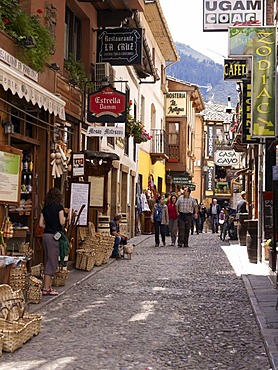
[{"x1": 209, "y1": 203, "x2": 221, "y2": 216}]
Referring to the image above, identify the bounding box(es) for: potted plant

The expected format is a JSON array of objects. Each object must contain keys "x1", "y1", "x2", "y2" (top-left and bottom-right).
[
  {"x1": 0, "y1": 1, "x2": 54, "y2": 71},
  {"x1": 64, "y1": 53, "x2": 89, "y2": 89},
  {"x1": 126, "y1": 102, "x2": 152, "y2": 144},
  {"x1": 263, "y1": 237, "x2": 273, "y2": 261}
]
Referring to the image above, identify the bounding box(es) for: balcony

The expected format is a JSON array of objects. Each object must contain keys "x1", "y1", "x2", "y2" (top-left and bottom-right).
[
  {"x1": 215, "y1": 181, "x2": 231, "y2": 196},
  {"x1": 150, "y1": 129, "x2": 169, "y2": 164}
]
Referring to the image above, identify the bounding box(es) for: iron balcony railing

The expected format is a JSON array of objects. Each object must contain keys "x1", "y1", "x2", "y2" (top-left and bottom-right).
[{"x1": 150, "y1": 129, "x2": 169, "y2": 157}]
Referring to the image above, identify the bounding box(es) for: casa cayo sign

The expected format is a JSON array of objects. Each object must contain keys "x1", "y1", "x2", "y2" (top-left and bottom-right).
[
  {"x1": 87, "y1": 85, "x2": 126, "y2": 123},
  {"x1": 214, "y1": 150, "x2": 241, "y2": 166}
]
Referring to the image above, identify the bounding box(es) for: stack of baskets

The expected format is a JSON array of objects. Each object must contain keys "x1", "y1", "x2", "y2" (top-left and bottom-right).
[
  {"x1": 0, "y1": 284, "x2": 42, "y2": 354},
  {"x1": 76, "y1": 222, "x2": 114, "y2": 271},
  {"x1": 52, "y1": 267, "x2": 69, "y2": 287},
  {"x1": 9, "y1": 263, "x2": 27, "y2": 291},
  {"x1": 26, "y1": 276, "x2": 42, "y2": 304}
]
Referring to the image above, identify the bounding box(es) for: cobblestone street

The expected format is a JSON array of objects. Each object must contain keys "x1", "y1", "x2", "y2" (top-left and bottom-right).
[{"x1": 0, "y1": 233, "x2": 271, "y2": 370}]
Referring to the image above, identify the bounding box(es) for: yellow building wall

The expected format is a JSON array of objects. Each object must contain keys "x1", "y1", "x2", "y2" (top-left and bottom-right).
[{"x1": 138, "y1": 149, "x2": 166, "y2": 194}]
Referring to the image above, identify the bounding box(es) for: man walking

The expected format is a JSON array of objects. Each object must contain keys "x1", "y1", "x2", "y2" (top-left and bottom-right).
[
  {"x1": 176, "y1": 187, "x2": 198, "y2": 248},
  {"x1": 236, "y1": 191, "x2": 248, "y2": 213},
  {"x1": 209, "y1": 198, "x2": 221, "y2": 233}
]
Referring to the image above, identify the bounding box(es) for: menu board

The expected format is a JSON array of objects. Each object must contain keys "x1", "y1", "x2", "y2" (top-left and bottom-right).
[
  {"x1": 263, "y1": 192, "x2": 273, "y2": 239},
  {"x1": 70, "y1": 182, "x2": 90, "y2": 226},
  {"x1": 88, "y1": 176, "x2": 104, "y2": 208},
  {"x1": 0, "y1": 145, "x2": 22, "y2": 204}
]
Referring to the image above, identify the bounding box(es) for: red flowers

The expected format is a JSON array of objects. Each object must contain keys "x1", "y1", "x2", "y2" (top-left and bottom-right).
[
  {"x1": 4, "y1": 19, "x2": 10, "y2": 24},
  {"x1": 37, "y1": 9, "x2": 43, "y2": 14}
]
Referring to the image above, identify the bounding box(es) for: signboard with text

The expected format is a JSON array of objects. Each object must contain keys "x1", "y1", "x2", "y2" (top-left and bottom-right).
[
  {"x1": 214, "y1": 150, "x2": 241, "y2": 167},
  {"x1": 203, "y1": 0, "x2": 264, "y2": 31},
  {"x1": 87, "y1": 85, "x2": 126, "y2": 123},
  {"x1": 229, "y1": 27, "x2": 276, "y2": 138},
  {"x1": 97, "y1": 28, "x2": 142, "y2": 65},
  {"x1": 224, "y1": 58, "x2": 248, "y2": 80},
  {"x1": 242, "y1": 79, "x2": 260, "y2": 143},
  {"x1": 165, "y1": 92, "x2": 186, "y2": 117},
  {"x1": 0, "y1": 145, "x2": 22, "y2": 205}
]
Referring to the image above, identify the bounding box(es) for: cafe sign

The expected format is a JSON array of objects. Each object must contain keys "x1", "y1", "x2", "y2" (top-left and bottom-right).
[
  {"x1": 165, "y1": 92, "x2": 186, "y2": 117},
  {"x1": 224, "y1": 58, "x2": 248, "y2": 80},
  {"x1": 97, "y1": 28, "x2": 142, "y2": 65},
  {"x1": 87, "y1": 85, "x2": 126, "y2": 123},
  {"x1": 214, "y1": 150, "x2": 241, "y2": 166}
]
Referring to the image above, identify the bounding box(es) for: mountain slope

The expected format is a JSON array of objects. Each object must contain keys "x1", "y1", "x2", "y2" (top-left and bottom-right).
[{"x1": 167, "y1": 42, "x2": 237, "y2": 106}]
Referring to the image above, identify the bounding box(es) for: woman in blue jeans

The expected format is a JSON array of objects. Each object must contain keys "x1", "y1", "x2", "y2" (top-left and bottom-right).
[{"x1": 151, "y1": 196, "x2": 169, "y2": 247}]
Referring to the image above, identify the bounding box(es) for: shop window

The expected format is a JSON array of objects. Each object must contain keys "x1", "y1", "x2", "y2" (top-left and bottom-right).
[{"x1": 64, "y1": 7, "x2": 81, "y2": 61}]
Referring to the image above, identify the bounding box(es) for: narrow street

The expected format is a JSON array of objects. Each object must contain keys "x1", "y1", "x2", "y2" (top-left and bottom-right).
[{"x1": 1, "y1": 233, "x2": 270, "y2": 370}]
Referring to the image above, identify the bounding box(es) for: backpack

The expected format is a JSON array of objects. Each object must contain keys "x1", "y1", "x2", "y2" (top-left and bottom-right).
[{"x1": 154, "y1": 205, "x2": 162, "y2": 222}]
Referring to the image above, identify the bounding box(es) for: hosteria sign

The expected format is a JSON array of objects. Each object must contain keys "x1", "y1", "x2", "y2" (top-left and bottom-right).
[
  {"x1": 87, "y1": 85, "x2": 126, "y2": 123},
  {"x1": 214, "y1": 150, "x2": 241, "y2": 166}
]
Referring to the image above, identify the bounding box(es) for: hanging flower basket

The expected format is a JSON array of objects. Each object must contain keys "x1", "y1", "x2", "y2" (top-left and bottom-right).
[{"x1": 126, "y1": 102, "x2": 152, "y2": 143}]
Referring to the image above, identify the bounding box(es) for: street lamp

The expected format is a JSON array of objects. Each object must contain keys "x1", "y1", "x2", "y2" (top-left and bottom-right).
[{"x1": 223, "y1": 121, "x2": 231, "y2": 145}]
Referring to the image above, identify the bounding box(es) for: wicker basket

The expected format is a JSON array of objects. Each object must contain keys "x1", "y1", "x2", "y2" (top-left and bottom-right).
[
  {"x1": 31, "y1": 263, "x2": 43, "y2": 278},
  {"x1": 22, "y1": 313, "x2": 42, "y2": 336},
  {"x1": 0, "y1": 332, "x2": 3, "y2": 357},
  {"x1": 52, "y1": 269, "x2": 69, "y2": 287},
  {"x1": 75, "y1": 250, "x2": 95, "y2": 271},
  {"x1": 9, "y1": 264, "x2": 27, "y2": 291},
  {"x1": 27, "y1": 286, "x2": 42, "y2": 304},
  {"x1": 0, "y1": 319, "x2": 25, "y2": 352},
  {"x1": 0, "y1": 285, "x2": 24, "y2": 321}
]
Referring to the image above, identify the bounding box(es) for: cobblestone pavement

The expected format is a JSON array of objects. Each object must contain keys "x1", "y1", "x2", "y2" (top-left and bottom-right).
[{"x1": 0, "y1": 233, "x2": 271, "y2": 370}]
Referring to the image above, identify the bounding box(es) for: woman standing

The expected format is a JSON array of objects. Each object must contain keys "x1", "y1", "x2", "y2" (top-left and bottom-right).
[
  {"x1": 167, "y1": 194, "x2": 178, "y2": 246},
  {"x1": 151, "y1": 196, "x2": 169, "y2": 247},
  {"x1": 39, "y1": 187, "x2": 65, "y2": 295}
]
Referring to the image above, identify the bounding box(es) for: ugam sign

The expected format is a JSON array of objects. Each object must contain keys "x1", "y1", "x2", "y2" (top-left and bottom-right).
[
  {"x1": 214, "y1": 150, "x2": 241, "y2": 166},
  {"x1": 203, "y1": 0, "x2": 264, "y2": 31}
]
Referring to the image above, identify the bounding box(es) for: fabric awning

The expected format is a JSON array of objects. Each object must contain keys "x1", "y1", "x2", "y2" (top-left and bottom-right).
[{"x1": 0, "y1": 61, "x2": 65, "y2": 120}]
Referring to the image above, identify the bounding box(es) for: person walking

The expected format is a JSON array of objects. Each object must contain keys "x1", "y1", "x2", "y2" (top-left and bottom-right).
[
  {"x1": 39, "y1": 187, "x2": 65, "y2": 296},
  {"x1": 109, "y1": 214, "x2": 127, "y2": 258},
  {"x1": 167, "y1": 194, "x2": 178, "y2": 246},
  {"x1": 191, "y1": 200, "x2": 200, "y2": 235},
  {"x1": 236, "y1": 191, "x2": 248, "y2": 213},
  {"x1": 209, "y1": 198, "x2": 221, "y2": 233},
  {"x1": 151, "y1": 196, "x2": 169, "y2": 247},
  {"x1": 198, "y1": 204, "x2": 207, "y2": 233},
  {"x1": 176, "y1": 187, "x2": 198, "y2": 248}
]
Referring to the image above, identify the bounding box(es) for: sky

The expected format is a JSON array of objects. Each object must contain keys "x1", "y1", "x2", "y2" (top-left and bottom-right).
[{"x1": 159, "y1": 0, "x2": 229, "y2": 64}]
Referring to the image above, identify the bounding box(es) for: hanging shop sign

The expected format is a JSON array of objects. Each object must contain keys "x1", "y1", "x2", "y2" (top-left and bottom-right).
[
  {"x1": 207, "y1": 124, "x2": 215, "y2": 158},
  {"x1": 242, "y1": 80, "x2": 260, "y2": 143},
  {"x1": 203, "y1": 0, "x2": 264, "y2": 31},
  {"x1": 87, "y1": 85, "x2": 126, "y2": 123},
  {"x1": 165, "y1": 92, "x2": 186, "y2": 117},
  {"x1": 87, "y1": 125, "x2": 125, "y2": 137},
  {"x1": 224, "y1": 58, "x2": 248, "y2": 80},
  {"x1": 229, "y1": 27, "x2": 276, "y2": 138},
  {"x1": 97, "y1": 28, "x2": 142, "y2": 65},
  {"x1": 172, "y1": 176, "x2": 192, "y2": 184},
  {"x1": 205, "y1": 165, "x2": 215, "y2": 192},
  {"x1": 263, "y1": 191, "x2": 273, "y2": 239},
  {"x1": 214, "y1": 150, "x2": 241, "y2": 166},
  {"x1": 0, "y1": 145, "x2": 22, "y2": 205}
]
